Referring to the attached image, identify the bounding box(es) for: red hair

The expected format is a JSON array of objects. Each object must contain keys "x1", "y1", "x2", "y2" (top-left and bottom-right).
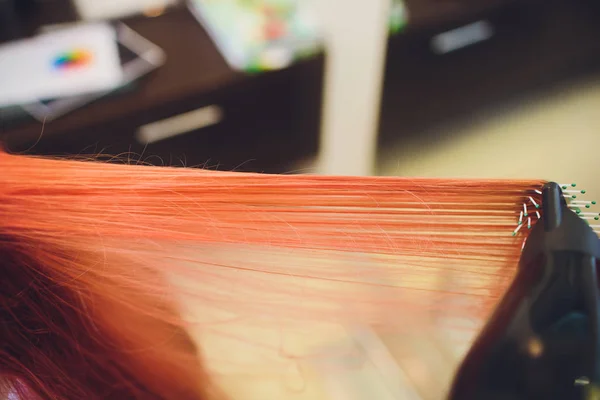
[{"x1": 0, "y1": 151, "x2": 545, "y2": 399}]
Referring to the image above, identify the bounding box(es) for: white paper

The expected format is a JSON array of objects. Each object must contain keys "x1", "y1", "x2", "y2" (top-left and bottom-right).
[{"x1": 0, "y1": 23, "x2": 123, "y2": 107}]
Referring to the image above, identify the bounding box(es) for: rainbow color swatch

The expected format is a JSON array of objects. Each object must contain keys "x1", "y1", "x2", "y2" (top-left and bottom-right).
[{"x1": 52, "y1": 49, "x2": 93, "y2": 71}]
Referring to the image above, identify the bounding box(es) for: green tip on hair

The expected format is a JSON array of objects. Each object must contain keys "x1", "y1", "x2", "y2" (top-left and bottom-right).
[
  {"x1": 596, "y1": 217, "x2": 599, "y2": 221},
  {"x1": 512, "y1": 232, "x2": 517, "y2": 236},
  {"x1": 562, "y1": 185, "x2": 568, "y2": 190},
  {"x1": 587, "y1": 205, "x2": 591, "y2": 208},
  {"x1": 576, "y1": 209, "x2": 581, "y2": 214},
  {"x1": 572, "y1": 195, "x2": 577, "y2": 199},
  {"x1": 572, "y1": 183, "x2": 577, "y2": 187},
  {"x1": 535, "y1": 204, "x2": 540, "y2": 209},
  {"x1": 582, "y1": 190, "x2": 587, "y2": 194},
  {"x1": 594, "y1": 201, "x2": 598, "y2": 205}
]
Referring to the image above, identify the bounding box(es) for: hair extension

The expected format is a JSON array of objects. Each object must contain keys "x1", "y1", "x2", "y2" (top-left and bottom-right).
[{"x1": 0, "y1": 150, "x2": 548, "y2": 399}]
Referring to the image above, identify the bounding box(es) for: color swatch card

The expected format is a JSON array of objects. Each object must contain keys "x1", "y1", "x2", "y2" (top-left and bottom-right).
[{"x1": 0, "y1": 23, "x2": 123, "y2": 107}]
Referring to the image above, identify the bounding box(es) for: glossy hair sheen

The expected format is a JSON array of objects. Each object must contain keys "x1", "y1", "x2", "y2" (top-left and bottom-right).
[{"x1": 0, "y1": 151, "x2": 545, "y2": 399}]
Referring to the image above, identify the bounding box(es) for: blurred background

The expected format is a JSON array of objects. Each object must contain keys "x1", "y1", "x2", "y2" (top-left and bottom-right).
[{"x1": 2, "y1": 0, "x2": 600, "y2": 398}]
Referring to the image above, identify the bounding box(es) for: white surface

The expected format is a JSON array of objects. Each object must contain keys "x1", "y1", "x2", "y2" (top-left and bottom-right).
[
  {"x1": 73, "y1": 0, "x2": 176, "y2": 20},
  {"x1": 0, "y1": 23, "x2": 123, "y2": 106},
  {"x1": 136, "y1": 105, "x2": 224, "y2": 144},
  {"x1": 20, "y1": 23, "x2": 166, "y2": 123},
  {"x1": 309, "y1": 0, "x2": 391, "y2": 176}
]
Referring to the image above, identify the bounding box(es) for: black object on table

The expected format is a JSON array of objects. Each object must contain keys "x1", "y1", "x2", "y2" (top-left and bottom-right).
[
  {"x1": 0, "y1": 0, "x2": 39, "y2": 41},
  {"x1": 449, "y1": 182, "x2": 600, "y2": 400}
]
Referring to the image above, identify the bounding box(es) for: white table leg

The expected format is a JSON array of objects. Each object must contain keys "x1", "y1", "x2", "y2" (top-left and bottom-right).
[{"x1": 311, "y1": 0, "x2": 392, "y2": 176}]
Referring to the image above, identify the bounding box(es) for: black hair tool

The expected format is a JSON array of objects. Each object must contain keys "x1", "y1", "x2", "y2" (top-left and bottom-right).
[{"x1": 448, "y1": 182, "x2": 600, "y2": 400}]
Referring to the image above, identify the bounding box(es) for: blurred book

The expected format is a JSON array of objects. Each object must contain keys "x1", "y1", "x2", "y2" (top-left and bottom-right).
[
  {"x1": 188, "y1": 0, "x2": 321, "y2": 72},
  {"x1": 389, "y1": 0, "x2": 408, "y2": 34},
  {"x1": 0, "y1": 22, "x2": 123, "y2": 107}
]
